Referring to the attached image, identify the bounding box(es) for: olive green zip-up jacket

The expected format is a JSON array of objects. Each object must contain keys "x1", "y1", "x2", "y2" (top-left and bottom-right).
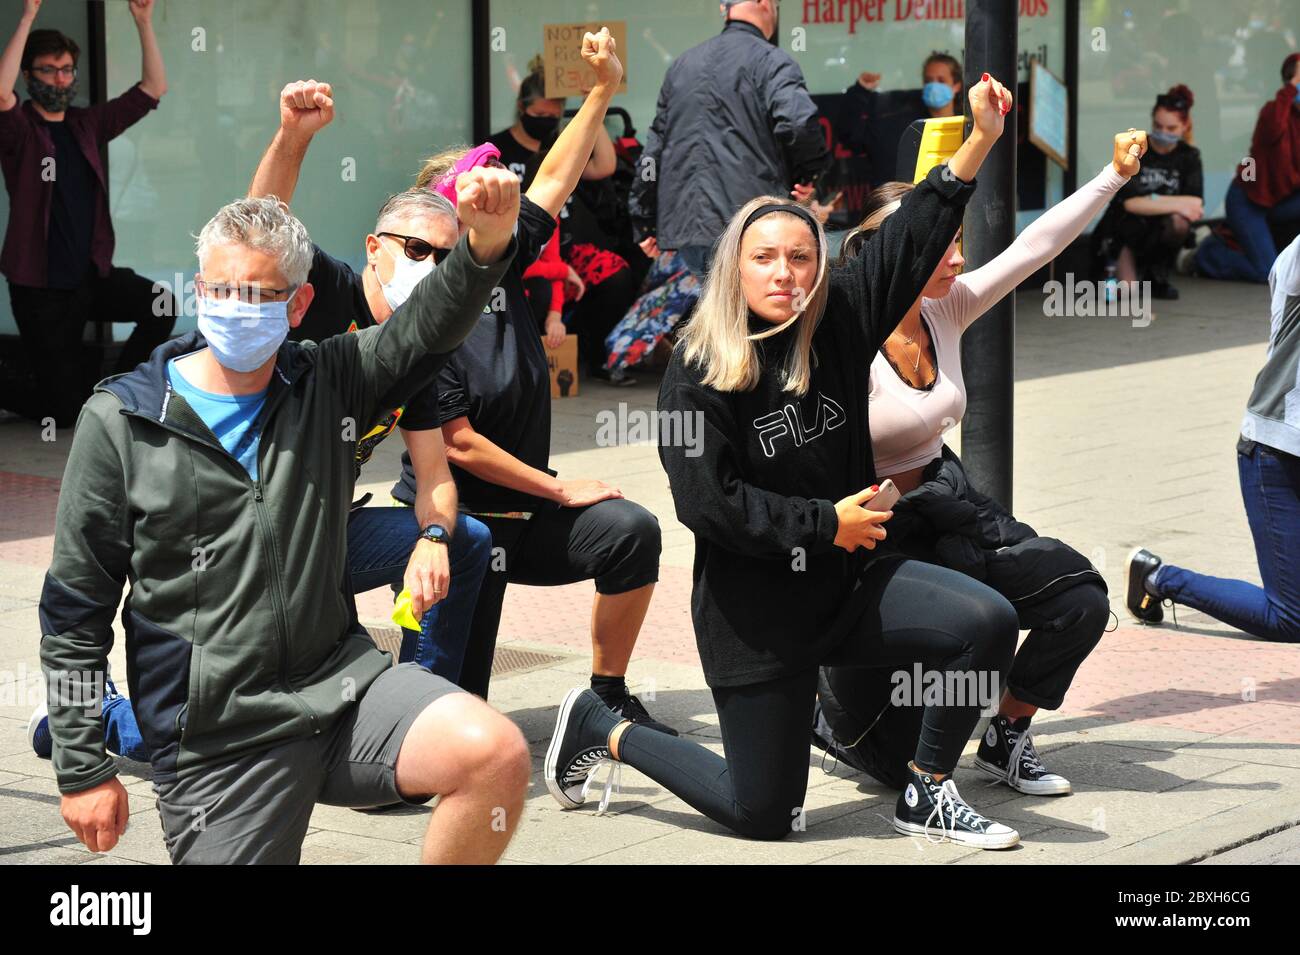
[{"x1": 39, "y1": 234, "x2": 514, "y2": 794}]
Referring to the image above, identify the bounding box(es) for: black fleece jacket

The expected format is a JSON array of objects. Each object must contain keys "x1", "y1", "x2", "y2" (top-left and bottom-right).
[{"x1": 657, "y1": 164, "x2": 976, "y2": 688}]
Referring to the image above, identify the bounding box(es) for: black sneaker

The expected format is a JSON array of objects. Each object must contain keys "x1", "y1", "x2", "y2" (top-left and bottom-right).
[
  {"x1": 545, "y1": 687, "x2": 623, "y2": 810},
  {"x1": 975, "y1": 715, "x2": 1071, "y2": 796},
  {"x1": 893, "y1": 764, "x2": 1019, "y2": 849},
  {"x1": 1150, "y1": 279, "x2": 1180, "y2": 300},
  {"x1": 1126, "y1": 547, "x2": 1165, "y2": 624},
  {"x1": 590, "y1": 366, "x2": 637, "y2": 387},
  {"x1": 607, "y1": 692, "x2": 678, "y2": 737}
]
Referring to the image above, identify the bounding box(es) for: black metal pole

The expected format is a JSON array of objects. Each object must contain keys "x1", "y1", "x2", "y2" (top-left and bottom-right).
[
  {"x1": 960, "y1": 0, "x2": 1018, "y2": 511},
  {"x1": 1064, "y1": 0, "x2": 1079, "y2": 196},
  {"x1": 87, "y1": 1, "x2": 108, "y2": 173},
  {"x1": 471, "y1": 0, "x2": 491, "y2": 144}
]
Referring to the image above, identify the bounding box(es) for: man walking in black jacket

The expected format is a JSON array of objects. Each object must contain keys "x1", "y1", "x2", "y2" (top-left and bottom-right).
[{"x1": 628, "y1": 1, "x2": 830, "y2": 275}]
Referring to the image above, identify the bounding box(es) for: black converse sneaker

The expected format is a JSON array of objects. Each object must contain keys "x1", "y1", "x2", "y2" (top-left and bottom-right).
[
  {"x1": 607, "y1": 692, "x2": 679, "y2": 736},
  {"x1": 975, "y1": 715, "x2": 1071, "y2": 796},
  {"x1": 1126, "y1": 547, "x2": 1165, "y2": 624},
  {"x1": 545, "y1": 688, "x2": 624, "y2": 811},
  {"x1": 894, "y1": 764, "x2": 1020, "y2": 849}
]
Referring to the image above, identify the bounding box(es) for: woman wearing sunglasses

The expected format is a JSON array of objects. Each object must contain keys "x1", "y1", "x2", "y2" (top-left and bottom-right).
[{"x1": 403, "y1": 32, "x2": 672, "y2": 737}]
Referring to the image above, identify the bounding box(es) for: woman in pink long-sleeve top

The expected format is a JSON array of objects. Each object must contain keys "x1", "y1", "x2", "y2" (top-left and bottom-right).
[{"x1": 820, "y1": 130, "x2": 1148, "y2": 801}]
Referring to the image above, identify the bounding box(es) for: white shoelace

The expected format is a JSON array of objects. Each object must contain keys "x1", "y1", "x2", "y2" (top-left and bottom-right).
[
  {"x1": 925, "y1": 778, "x2": 989, "y2": 845},
  {"x1": 580, "y1": 759, "x2": 622, "y2": 815},
  {"x1": 1006, "y1": 728, "x2": 1048, "y2": 789}
]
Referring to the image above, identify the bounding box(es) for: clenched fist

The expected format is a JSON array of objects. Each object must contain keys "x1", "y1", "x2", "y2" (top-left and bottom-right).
[
  {"x1": 279, "y1": 79, "x2": 335, "y2": 137},
  {"x1": 458, "y1": 165, "x2": 520, "y2": 264},
  {"x1": 968, "y1": 72, "x2": 1013, "y2": 140},
  {"x1": 581, "y1": 27, "x2": 623, "y2": 89},
  {"x1": 1113, "y1": 128, "x2": 1146, "y2": 178}
]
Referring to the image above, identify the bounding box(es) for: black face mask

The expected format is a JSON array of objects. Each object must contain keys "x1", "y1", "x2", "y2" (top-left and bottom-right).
[
  {"x1": 520, "y1": 112, "x2": 560, "y2": 141},
  {"x1": 26, "y1": 75, "x2": 78, "y2": 113}
]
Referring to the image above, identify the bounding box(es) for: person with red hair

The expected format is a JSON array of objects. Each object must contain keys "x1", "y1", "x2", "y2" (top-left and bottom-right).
[
  {"x1": 1195, "y1": 54, "x2": 1300, "y2": 284},
  {"x1": 1092, "y1": 84, "x2": 1203, "y2": 300}
]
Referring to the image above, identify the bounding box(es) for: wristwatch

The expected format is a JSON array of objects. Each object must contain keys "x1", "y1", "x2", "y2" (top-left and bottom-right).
[{"x1": 419, "y1": 523, "x2": 451, "y2": 545}]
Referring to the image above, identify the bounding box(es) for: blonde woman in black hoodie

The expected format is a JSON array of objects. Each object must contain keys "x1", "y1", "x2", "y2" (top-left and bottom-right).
[{"x1": 545, "y1": 76, "x2": 1025, "y2": 849}]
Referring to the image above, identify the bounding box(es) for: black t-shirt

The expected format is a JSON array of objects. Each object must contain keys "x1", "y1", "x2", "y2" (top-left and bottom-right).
[
  {"x1": 41, "y1": 118, "x2": 96, "y2": 290},
  {"x1": 298, "y1": 246, "x2": 443, "y2": 482},
  {"x1": 390, "y1": 194, "x2": 555, "y2": 512},
  {"x1": 1114, "y1": 140, "x2": 1203, "y2": 202},
  {"x1": 487, "y1": 127, "x2": 537, "y2": 182}
]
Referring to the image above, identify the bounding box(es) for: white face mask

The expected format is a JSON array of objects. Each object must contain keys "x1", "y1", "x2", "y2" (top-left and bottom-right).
[{"x1": 375, "y1": 241, "x2": 436, "y2": 312}]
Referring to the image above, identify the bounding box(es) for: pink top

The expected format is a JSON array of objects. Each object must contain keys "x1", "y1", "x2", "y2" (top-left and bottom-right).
[{"x1": 869, "y1": 163, "x2": 1128, "y2": 476}]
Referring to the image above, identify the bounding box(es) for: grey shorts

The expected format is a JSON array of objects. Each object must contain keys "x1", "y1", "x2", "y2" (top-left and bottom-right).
[{"x1": 153, "y1": 663, "x2": 461, "y2": 865}]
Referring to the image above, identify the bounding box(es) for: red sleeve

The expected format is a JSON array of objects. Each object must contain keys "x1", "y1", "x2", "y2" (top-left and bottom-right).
[
  {"x1": 86, "y1": 83, "x2": 159, "y2": 143},
  {"x1": 0, "y1": 98, "x2": 33, "y2": 156},
  {"x1": 522, "y1": 224, "x2": 568, "y2": 284},
  {"x1": 1253, "y1": 86, "x2": 1297, "y2": 148}
]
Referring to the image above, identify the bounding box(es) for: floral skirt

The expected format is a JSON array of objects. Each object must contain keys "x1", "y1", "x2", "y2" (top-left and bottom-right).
[{"x1": 603, "y1": 250, "x2": 701, "y2": 370}]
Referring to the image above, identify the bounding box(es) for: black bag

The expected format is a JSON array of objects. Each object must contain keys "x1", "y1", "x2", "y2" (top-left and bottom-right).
[{"x1": 811, "y1": 665, "x2": 921, "y2": 791}]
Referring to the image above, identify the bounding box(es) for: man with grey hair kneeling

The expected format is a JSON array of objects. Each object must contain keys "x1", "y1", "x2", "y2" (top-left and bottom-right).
[{"x1": 38, "y1": 167, "x2": 530, "y2": 864}]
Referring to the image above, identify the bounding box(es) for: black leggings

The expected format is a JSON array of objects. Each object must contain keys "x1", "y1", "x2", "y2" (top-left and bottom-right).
[
  {"x1": 461, "y1": 499, "x2": 661, "y2": 698},
  {"x1": 568, "y1": 266, "x2": 639, "y2": 372},
  {"x1": 616, "y1": 558, "x2": 1018, "y2": 840},
  {"x1": 6, "y1": 268, "x2": 175, "y2": 426}
]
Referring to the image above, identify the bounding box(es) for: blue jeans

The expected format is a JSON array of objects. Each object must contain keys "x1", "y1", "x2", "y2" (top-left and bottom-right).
[
  {"x1": 99, "y1": 509, "x2": 492, "y2": 762},
  {"x1": 1195, "y1": 181, "x2": 1300, "y2": 283},
  {"x1": 1153, "y1": 444, "x2": 1300, "y2": 642},
  {"x1": 101, "y1": 677, "x2": 146, "y2": 761},
  {"x1": 347, "y1": 506, "x2": 493, "y2": 680}
]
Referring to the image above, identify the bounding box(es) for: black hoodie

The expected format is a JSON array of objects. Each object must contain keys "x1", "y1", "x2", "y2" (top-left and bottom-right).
[{"x1": 657, "y1": 165, "x2": 975, "y2": 688}]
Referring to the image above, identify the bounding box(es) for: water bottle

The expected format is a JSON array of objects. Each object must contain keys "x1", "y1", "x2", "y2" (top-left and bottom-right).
[{"x1": 1104, "y1": 263, "x2": 1119, "y2": 305}]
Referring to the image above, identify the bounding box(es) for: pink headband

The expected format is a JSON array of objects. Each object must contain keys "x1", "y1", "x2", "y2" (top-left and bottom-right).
[{"x1": 431, "y1": 142, "x2": 502, "y2": 205}]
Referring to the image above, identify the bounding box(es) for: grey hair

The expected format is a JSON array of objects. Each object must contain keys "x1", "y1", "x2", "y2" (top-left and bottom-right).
[
  {"x1": 375, "y1": 189, "x2": 458, "y2": 234},
  {"x1": 195, "y1": 195, "x2": 313, "y2": 286}
]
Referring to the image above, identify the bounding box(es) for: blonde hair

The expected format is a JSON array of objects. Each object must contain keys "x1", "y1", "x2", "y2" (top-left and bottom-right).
[
  {"x1": 678, "y1": 196, "x2": 829, "y2": 396},
  {"x1": 414, "y1": 144, "x2": 472, "y2": 189}
]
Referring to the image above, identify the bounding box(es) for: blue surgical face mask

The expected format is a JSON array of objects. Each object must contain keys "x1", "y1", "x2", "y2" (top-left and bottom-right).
[
  {"x1": 922, "y1": 81, "x2": 955, "y2": 110},
  {"x1": 196, "y1": 293, "x2": 294, "y2": 373},
  {"x1": 1149, "y1": 129, "x2": 1182, "y2": 147}
]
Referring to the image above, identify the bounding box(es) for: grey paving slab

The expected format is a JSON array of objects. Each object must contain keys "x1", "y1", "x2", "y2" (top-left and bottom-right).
[
  {"x1": 1199, "y1": 824, "x2": 1300, "y2": 864},
  {"x1": 298, "y1": 828, "x2": 423, "y2": 865}
]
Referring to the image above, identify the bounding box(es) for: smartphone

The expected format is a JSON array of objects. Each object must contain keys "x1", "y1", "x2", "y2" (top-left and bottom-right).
[{"x1": 865, "y1": 479, "x2": 900, "y2": 512}]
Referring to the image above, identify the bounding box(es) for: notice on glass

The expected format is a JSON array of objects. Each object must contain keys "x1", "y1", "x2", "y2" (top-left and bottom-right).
[{"x1": 1029, "y1": 58, "x2": 1069, "y2": 170}]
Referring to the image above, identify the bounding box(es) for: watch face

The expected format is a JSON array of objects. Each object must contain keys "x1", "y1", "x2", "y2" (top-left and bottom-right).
[{"x1": 422, "y1": 524, "x2": 448, "y2": 543}]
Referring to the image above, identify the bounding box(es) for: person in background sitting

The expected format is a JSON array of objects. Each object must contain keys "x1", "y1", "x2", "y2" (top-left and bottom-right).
[
  {"x1": 1194, "y1": 54, "x2": 1300, "y2": 284},
  {"x1": 1091, "y1": 85, "x2": 1202, "y2": 300}
]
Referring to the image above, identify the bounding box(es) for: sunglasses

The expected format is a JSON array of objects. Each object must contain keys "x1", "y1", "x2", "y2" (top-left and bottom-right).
[{"x1": 378, "y1": 232, "x2": 453, "y2": 264}]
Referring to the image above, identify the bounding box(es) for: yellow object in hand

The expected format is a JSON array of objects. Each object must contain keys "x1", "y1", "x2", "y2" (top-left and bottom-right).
[{"x1": 392, "y1": 589, "x2": 421, "y2": 630}]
